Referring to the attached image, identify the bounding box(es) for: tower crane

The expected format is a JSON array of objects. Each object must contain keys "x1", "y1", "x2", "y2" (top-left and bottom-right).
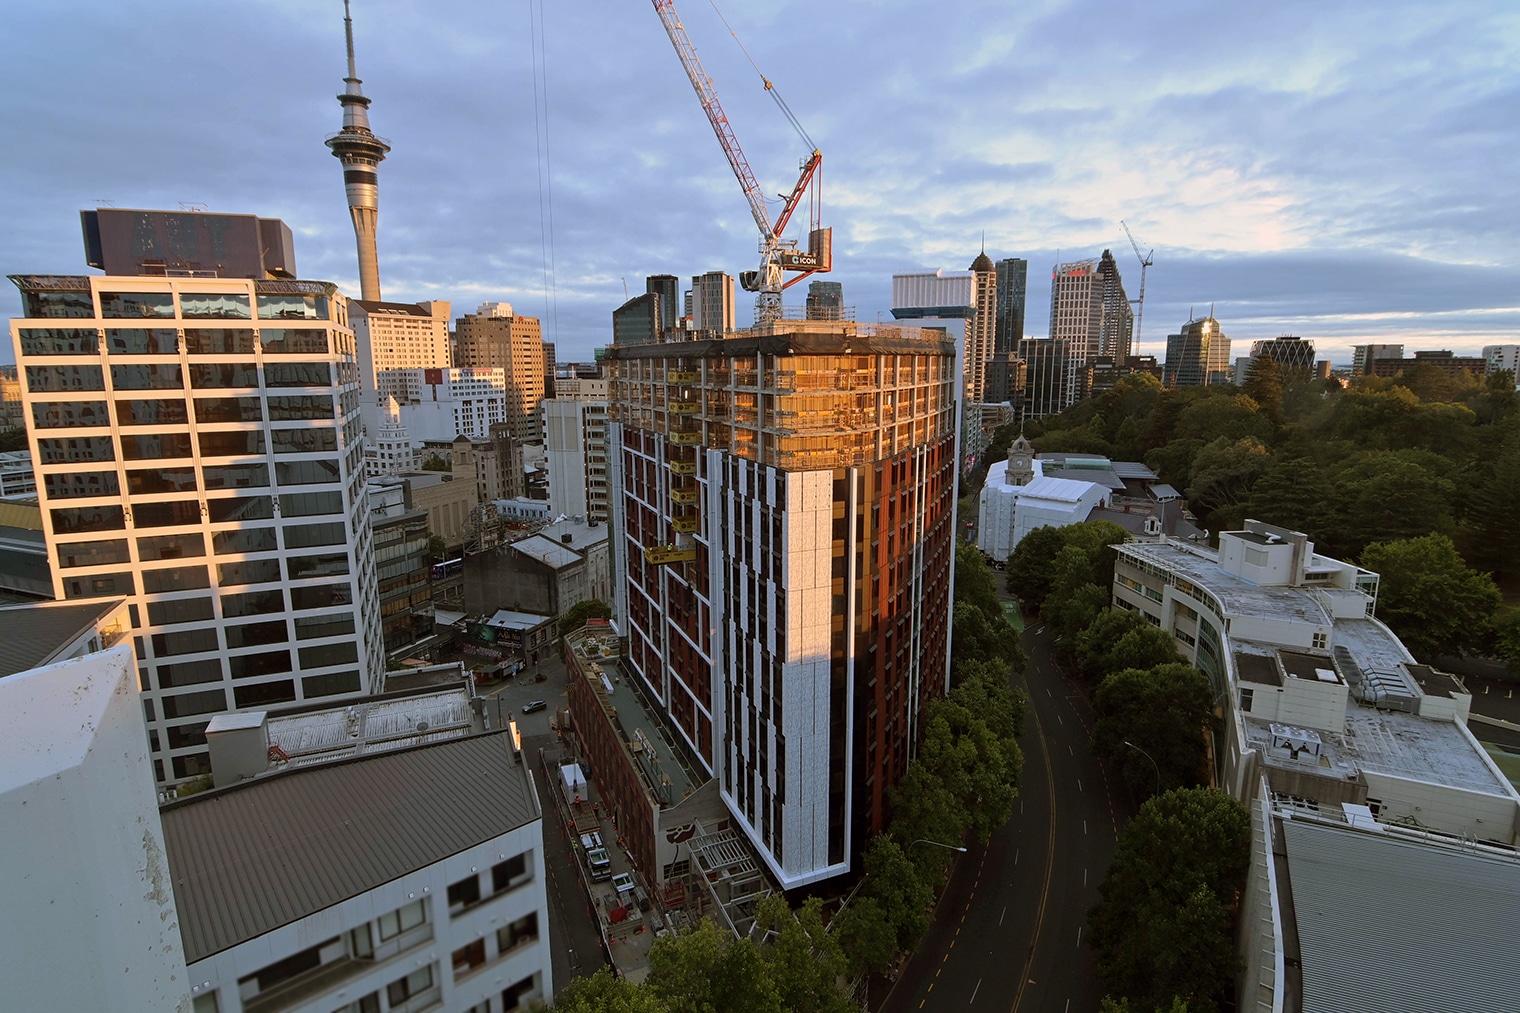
[
  {"x1": 1120, "y1": 220, "x2": 1153, "y2": 353},
  {"x1": 650, "y1": 0, "x2": 830, "y2": 325}
]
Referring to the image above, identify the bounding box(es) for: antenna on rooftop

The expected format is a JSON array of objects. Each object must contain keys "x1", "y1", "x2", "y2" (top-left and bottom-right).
[
  {"x1": 178, "y1": 201, "x2": 209, "y2": 212},
  {"x1": 94, "y1": 199, "x2": 116, "y2": 208}
]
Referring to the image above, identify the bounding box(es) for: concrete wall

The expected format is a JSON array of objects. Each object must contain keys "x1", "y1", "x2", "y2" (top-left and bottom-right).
[
  {"x1": 0, "y1": 646, "x2": 191, "y2": 1011},
  {"x1": 1237, "y1": 777, "x2": 1286, "y2": 1013},
  {"x1": 1362, "y1": 769, "x2": 1519, "y2": 845}
]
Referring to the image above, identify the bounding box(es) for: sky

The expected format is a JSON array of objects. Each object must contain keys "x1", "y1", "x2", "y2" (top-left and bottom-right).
[{"x1": 3, "y1": 0, "x2": 1518, "y2": 366}]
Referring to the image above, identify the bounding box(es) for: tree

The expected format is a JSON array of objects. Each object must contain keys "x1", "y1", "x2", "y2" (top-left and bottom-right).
[
  {"x1": 427, "y1": 534, "x2": 448, "y2": 562},
  {"x1": 955, "y1": 540, "x2": 1004, "y2": 618},
  {"x1": 753, "y1": 895, "x2": 854, "y2": 1013},
  {"x1": 1092, "y1": 664, "x2": 1214, "y2": 796},
  {"x1": 1241, "y1": 355, "x2": 1284, "y2": 420},
  {"x1": 646, "y1": 918, "x2": 782, "y2": 1013},
  {"x1": 1006, "y1": 525, "x2": 1068, "y2": 608},
  {"x1": 831, "y1": 895, "x2": 898, "y2": 976},
  {"x1": 1184, "y1": 436, "x2": 1271, "y2": 533},
  {"x1": 1172, "y1": 394, "x2": 1273, "y2": 445},
  {"x1": 915, "y1": 671, "x2": 1025, "y2": 844},
  {"x1": 1320, "y1": 452, "x2": 1457, "y2": 557},
  {"x1": 1493, "y1": 610, "x2": 1520, "y2": 676},
  {"x1": 0, "y1": 428, "x2": 26, "y2": 452},
  {"x1": 420, "y1": 452, "x2": 451, "y2": 471},
  {"x1": 1074, "y1": 609, "x2": 1182, "y2": 685},
  {"x1": 1088, "y1": 789, "x2": 1251, "y2": 1013},
  {"x1": 554, "y1": 967, "x2": 667, "y2": 1013},
  {"x1": 1360, "y1": 534, "x2": 1503, "y2": 660},
  {"x1": 561, "y1": 598, "x2": 612, "y2": 634},
  {"x1": 1460, "y1": 450, "x2": 1520, "y2": 585}
]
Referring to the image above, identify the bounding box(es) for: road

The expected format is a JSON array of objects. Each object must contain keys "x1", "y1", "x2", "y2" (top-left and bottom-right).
[{"x1": 882, "y1": 612, "x2": 1123, "y2": 1013}]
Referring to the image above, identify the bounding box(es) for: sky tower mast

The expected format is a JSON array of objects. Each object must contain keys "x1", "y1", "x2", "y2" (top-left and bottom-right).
[{"x1": 325, "y1": 0, "x2": 391, "y2": 301}]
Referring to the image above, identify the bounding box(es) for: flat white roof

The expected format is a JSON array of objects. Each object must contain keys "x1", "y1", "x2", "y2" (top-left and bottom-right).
[
  {"x1": 487, "y1": 609, "x2": 553, "y2": 631},
  {"x1": 1119, "y1": 540, "x2": 1334, "y2": 626}
]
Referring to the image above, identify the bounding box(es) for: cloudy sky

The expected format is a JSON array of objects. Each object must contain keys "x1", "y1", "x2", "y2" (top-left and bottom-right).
[{"x1": 3, "y1": 0, "x2": 1517, "y2": 365}]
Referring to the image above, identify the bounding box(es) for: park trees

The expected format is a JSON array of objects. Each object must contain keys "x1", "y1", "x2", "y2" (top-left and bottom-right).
[
  {"x1": 1073, "y1": 609, "x2": 1182, "y2": 686},
  {"x1": 1089, "y1": 789, "x2": 1251, "y2": 1013},
  {"x1": 1360, "y1": 533, "x2": 1503, "y2": 660},
  {"x1": 1092, "y1": 664, "x2": 1214, "y2": 797}
]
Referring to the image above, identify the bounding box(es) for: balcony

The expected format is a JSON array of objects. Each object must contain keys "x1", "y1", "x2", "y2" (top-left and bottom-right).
[
  {"x1": 668, "y1": 430, "x2": 701, "y2": 445},
  {"x1": 671, "y1": 515, "x2": 699, "y2": 533},
  {"x1": 668, "y1": 460, "x2": 696, "y2": 476},
  {"x1": 670, "y1": 487, "x2": 698, "y2": 505},
  {"x1": 668, "y1": 371, "x2": 699, "y2": 383},
  {"x1": 645, "y1": 543, "x2": 697, "y2": 565},
  {"x1": 669, "y1": 401, "x2": 700, "y2": 414}
]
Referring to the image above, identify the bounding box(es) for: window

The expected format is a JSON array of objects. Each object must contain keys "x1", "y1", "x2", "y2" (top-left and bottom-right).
[
  {"x1": 260, "y1": 329, "x2": 329, "y2": 354},
  {"x1": 501, "y1": 974, "x2": 537, "y2": 1011},
  {"x1": 299, "y1": 641, "x2": 357, "y2": 668},
  {"x1": 221, "y1": 589, "x2": 283, "y2": 618},
  {"x1": 213, "y1": 527, "x2": 277, "y2": 554},
  {"x1": 1312, "y1": 631, "x2": 1328, "y2": 650},
  {"x1": 386, "y1": 966, "x2": 434, "y2": 1007},
  {"x1": 166, "y1": 723, "x2": 209, "y2": 749},
  {"x1": 295, "y1": 613, "x2": 354, "y2": 639},
  {"x1": 100, "y1": 291, "x2": 174, "y2": 318},
  {"x1": 128, "y1": 467, "x2": 197, "y2": 494},
  {"x1": 303, "y1": 670, "x2": 361, "y2": 697},
  {"x1": 264, "y1": 362, "x2": 331, "y2": 387},
  {"x1": 287, "y1": 552, "x2": 349, "y2": 579},
  {"x1": 171, "y1": 752, "x2": 213, "y2": 779},
  {"x1": 225, "y1": 621, "x2": 287, "y2": 650},
  {"x1": 26, "y1": 364, "x2": 103, "y2": 392},
  {"x1": 280, "y1": 491, "x2": 343, "y2": 517},
  {"x1": 105, "y1": 328, "x2": 178, "y2": 354},
  {"x1": 148, "y1": 597, "x2": 214, "y2": 626},
  {"x1": 272, "y1": 427, "x2": 337, "y2": 454},
  {"x1": 179, "y1": 292, "x2": 251, "y2": 319},
  {"x1": 447, "y1": 874, "x2": 482, "y2": 915},
  {"x1": 267, "y1": 395, "x2": 334, "y2": 420},
  {"x1": 31, "y1": 401, "x2": 108, "y2": 429},
  {"x1": 284, "y1": 522, "x2": 346, "y2": 548},
  {"x1": 37, "y1": 436, "x2": 115, "y2": 464},
  {"x1": 257, "y1": 292, "x2": 329, "y2": 320},
  {"x1": 233, "y1": 680, "x2": 296, "y2": 708},
  {"x1": 378, "y1": 899, "x2": 426, "y2": 940},
  {"x1": 237, "y1": 937, "x2": 336, "y2": 997},
  {"x1": 496, "y1": 912, "x2": 538, "y2": 955},
  {"x1": 51, "y1": 505, "x2": 125, "y2": 534},
  {"x1": 160, "y1": 688, "x2": 226, "y2": 719},
  {"x1": 207, "y1": 496, "x2": 274, "y2": 522},
  {"x1": 19, "y1": 287, "x2": 93, "y2": 318},
  {"x1": 44, "y1": 471, "x2": 119, "y2": 499},
  {"x1": 116, "y1": 398, "x2": 188, "y2": 426},
  {"x1": 141, "y1": 566, "x2": 211, "y2": 594},
  {"x1": 189, "y1": 362, "x2": 259, "y2": 389},
  {"x1": 137, "y1": 533, "x2": 205, "y2": 561},
  {"x1": 276, "y1": 460, "x2": 341, "y2": 485},
  {"x1": 184, "y1": 329, "x2": 256, "y2": 355},
  {"x1": 62, "y1": 571, "x2": 133, "y2": 600},
  {"x1": 491, "y1": 853, "x2": 528, "y2": 894},
  {"x1": 199, "y1": 430, "x2": 265, "y2": 457},
  {"x1": 110, "y1": 364, "x2": 183, "y2": 390},
  {"x1": 191, "y1": 990, "x2": 218, "y2": 1013},
  {"x1": 133, "y1": 500, "x2": 201, "y2": 528},
  {"x1": 122, "y1": 433, "x2": 194, "y2": 460},
  {"x1": 152, "y1": 628, "x2": 219, "y2": 657},
  {"x1": 218, "y1": 559, "x2": 282, "y2": 586},
  {"x1": 18, "y1": 327, "x2": 98, "y2": 355},
  {"x1": 1239, "y1": 687, "x2": 1255, "y2": 712},
  {"x1": 56, "y1": 538, "x2": 130, "y2": 568},
  {"x1": 290, "y1": 582, "x2": 353, "y2": 610},
  {"x1": 194, "y1": 397, "x2": 263, "y2": 423},
  {"x1": 204, "y1": 464, "x2": 270, "y2": 490},
  {"x1": 451, "y1": 938, "x2": 487, "y2": 979}
]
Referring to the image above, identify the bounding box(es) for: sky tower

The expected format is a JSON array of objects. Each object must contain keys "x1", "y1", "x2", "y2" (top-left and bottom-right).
[{"x1": 325, "y1": 0, "x2": 389, "y2": 301}]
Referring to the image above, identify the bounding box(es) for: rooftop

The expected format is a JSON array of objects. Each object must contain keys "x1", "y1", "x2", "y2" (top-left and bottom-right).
[
  {"x1": 0, "y1": 599, "x2": 125, "y2": 678},
  {"x1": 1119, "y1": 540, "x2": 1335, "y2": 627},
  {"x1": 254, "y1": 682, "x2": 480, "y2": 769},
  {"x1": 161, "y1": 731, "x2": 538, "y2": 964},
  {"x1": 510, "y1": 534, "x2": 584, "y2": 571},
  {"x1": 486, "y1": 609, "x2": 555, "y2": 632}
]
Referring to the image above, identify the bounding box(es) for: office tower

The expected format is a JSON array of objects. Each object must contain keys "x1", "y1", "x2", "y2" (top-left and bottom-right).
[
  {"x1": 805, "y1": 280, "x2": 845, "y2": 321},
  {"x1": 1483, "y1": 344, "x2": 1520, "y2": 378},
  {"x1": 324, "y1": 0, "x2": 390, "y2": 301},
  {"x1": 962, "y1": 253, "x2": 997, "y2": 404},
  {"x1": 1049, "y1": 251, "x2": 1132, "y2": 365},
  {"x1": 1352, "y1": 344, "x2": 1403, "y2": 375},
  {"x1": 1163, "y1": 314, "x2": 1232, "y2": 387},
  {"x1": 452, "y1": 302, "x2": 546, "y2": 444},
  {"x1": 613, "y1": 293, "x2": 662, "y2": 346},
  {"x1": 366, "y1": 478, "x2": 433, "y2": 662},
  {"x1": 350, "y1": 299, "x2": 451, "y2": 409},
  {"x1": 607, "y1": 319, "x2": 958, "y2": 887},
  {"x1": 9, "y1": 218, "x2": 384, "y2": 788},
  {"x1": 0, "y1": 364, "x2": 22, "y2": 430},
  {"x1": 1019, "y1": 337, "x2": 1077, "y2": 418},
  {"x1": 690, "y1": 271, "x2": 736, "y2": 333},
  {"x1": 542, "y1": 341, "x2": 557, "y2": 399},
  {"x1": 890, "y1": 268, "x2": 975, "y2": 401},
  {"x1": 1250, "y1": 336, "x2": 1317, "y2": 372},
  {"x1": 386, "y1": 367, "x2": 509, "y2": 442},
  {"x1": 543, "y1": 396, "x2": 610, "y2": 522},
  {"x1": 994, "y1": 258, "x2": 1028, "y2": 354},
  {"x1": 647, "y1": 274, "x2": 681, "y2": 330}
]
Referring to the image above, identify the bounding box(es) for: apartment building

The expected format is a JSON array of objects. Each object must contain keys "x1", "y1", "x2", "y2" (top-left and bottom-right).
[
  {"x1": 351, "y1": 299, "x2": 452, "y2": 406},
  {"x1": 9, "y1": 252, "x2": 383, "y2": 788},
  {"x1": 453, "y1": 304, "x2": 545, "y2": 444},
  {"x1": 607, "y1": 319, "x2": 958, "y2": 887},
  {"x1": 543, "y1": 396, "x2": 609, "y2": 522}
]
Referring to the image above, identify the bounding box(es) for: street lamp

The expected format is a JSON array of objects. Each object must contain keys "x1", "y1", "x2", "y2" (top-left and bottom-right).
[
  {"x1": 908, "y1": 838, "x2": 968, "y2": 854},
  {"x1": 1123, "y1": 740, "x2": 1162, "y2": 796}
]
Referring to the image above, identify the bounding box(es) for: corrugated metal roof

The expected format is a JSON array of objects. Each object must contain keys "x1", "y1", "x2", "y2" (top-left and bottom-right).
[
  {"x1": 511, "y1": 533, "x2": 583, "y2": 569},
  {"x1": 0, "y1": 599, "x2": 121, "y2": 677},
  {"x1": 1282, "y1": 815, "x2": 1520, "y2": 1013},
  {"x1": 161, "y1": 731, "x2": 537, "y2": 964}
]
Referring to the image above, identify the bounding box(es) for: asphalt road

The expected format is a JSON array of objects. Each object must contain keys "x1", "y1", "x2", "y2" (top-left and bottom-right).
[{"x1": 881, "y1": 611, "x2": 1123, "y2": 1013}]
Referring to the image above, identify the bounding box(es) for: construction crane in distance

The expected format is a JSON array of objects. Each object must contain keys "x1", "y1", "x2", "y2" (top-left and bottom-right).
[
  {"x1": 650, "y1": 0, "x2": 830, "y2": 325},
  {"x1": 1120, "y1": 220, "x2": 1154, "y2": 354}
]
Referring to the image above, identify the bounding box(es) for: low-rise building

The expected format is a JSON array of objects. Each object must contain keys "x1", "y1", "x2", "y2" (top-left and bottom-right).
[
  {"x1": 163, "y1": 730, "x2": 551, "y2": 1013},
  {"x1": 1109, "y1": 520, "x2": 1520, "y2": 1012},
  {"x1": 1369, "y1": 348, "x2": 1488, "y2": 379},
  {"x1": 0, "y1": 450, "x2": 35, "y2": 497},
  {"x1": 464, "y1": 517, "x2": 611, "y2": 620}
]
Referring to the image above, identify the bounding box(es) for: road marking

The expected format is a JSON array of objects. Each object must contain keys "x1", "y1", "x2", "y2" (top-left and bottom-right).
[
  {"x1": 1046, "y1": 687, "x2": 1052, "y2": 697},
  {"x1": 1078, "y1": 779, "x2": 1083, "y2": 792},
  {"x1": 1065, "y1": 1001, "x2": 1071, "y2": 1012},
  {"x1": 919, "y1": 1002, "x2": 926, "y2": 1009},
  {"x1": 943, "y1": 953, "x2": 949, "y2": 963},
  {"x1": 1056, "y1": 713, "x2": 1063, "y2": 725},
  {"x1": 1011, "y1": 674, "x2": 1058, "y2": 1013},
  {"x1": 1014, "y1": 848, "x2": 1019, "y2": 865},
  {"x1": 971, "y1": 978, "x2": 982, "y2": 1004},
  {"x1": 1083, "y1": 820, "x2": 1088, "y2": 835},
  {"x1": 1076, "y1": 926, "x2": 1083, "y2": 948},
  {"x1": 1000, "y1": 906, "x2": 1007, "y2": 926},
  {"x1": 1068, "y1": 744, "x2": 1074, "y2": 755},
  {"x1": 1083, "y1": 867, "x2": 1087, "y2": 886}
]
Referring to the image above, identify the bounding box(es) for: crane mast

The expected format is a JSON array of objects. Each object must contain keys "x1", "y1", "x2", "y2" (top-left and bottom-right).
[
  {"x1": 1121, "y1": 220, "x2": 1154, "y2": 353},
  {"x1": 650, "y1": 0, "x2": 828, "y2": 325}
]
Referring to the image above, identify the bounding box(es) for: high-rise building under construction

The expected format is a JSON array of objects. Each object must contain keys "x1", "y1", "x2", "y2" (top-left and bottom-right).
[
  {"x1": 606, "y1": 318, "x2": 957, "y2": 887},
  {"x1": 1049, "y1": 250, "x2": 1133, "y2": 365}
]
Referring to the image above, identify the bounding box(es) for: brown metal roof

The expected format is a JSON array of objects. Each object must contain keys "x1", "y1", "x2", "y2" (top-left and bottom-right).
[
  {"x1": 161, "y1": 731, "x2": 538, "y2": 964},
  {"x1": 0, "y1": 599, "x2": 122, "y2": 678}
]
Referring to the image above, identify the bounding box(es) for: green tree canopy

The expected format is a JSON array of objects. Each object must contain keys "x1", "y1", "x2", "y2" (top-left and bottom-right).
[
  {"x1": 554, "y1": 967, "x2": 667, "y2": 1013},
  {"x1": 646, "y1": 918, "x2": 782, "y2": 1013},
  {"x1": 1092, "y1": 664, "x2": 1214, "y2": 796},
  {"x1": 1088, "y1": 789, "x2": 1251, "y2": 1013},
  {"x1": 1074, "y1": 609, "x2": 1183, "y2": 685},
  {"x1": 1006, "y1": 525, "x2": 1068, "y2": 607},
  {"x1": 1360, "y1": 533, "x2": 1502, "y2": 660},
  {"x1": 419, "y1": 452, "x2": 451, "y2": 472},
  {"x1": 561, "y1": 598, "x2": 612, "y2": 633},
  {"x1": 753, "y1": 895, "x2": 854, "y2": 1013}
]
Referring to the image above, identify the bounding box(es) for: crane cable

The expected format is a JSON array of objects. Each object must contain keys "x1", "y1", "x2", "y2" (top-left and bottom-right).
[
  {"x1": 527, "y1": 0, "x2": 559, "y2": 342},
  {"x1": 704, "y1": 0, "x2": 815, "y2": 159}
]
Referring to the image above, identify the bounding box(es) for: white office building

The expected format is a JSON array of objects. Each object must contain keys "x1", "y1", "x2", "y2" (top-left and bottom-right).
[
  {"x1": 9, "y1": 269, "x2": 384, "y2": 788},
  {"x1": 163, "y1": 730, "x2": 551, "y2": 1013},
  {"x1": 351, "y1": 299, "x2": 452, "y2": 406},
  {"x1": 543, "y1": 397, "x2": 609, "y2": 522},
  {"x1": 387, "y1": 367, "x2": 509, "y2": 443},
  {"x1": 0, "y1": 449, "x2": 36, "y2": 496},
  {"x1": 1483, "y1": 343, "x2": 1520, "y2": 379},
  {"x1": 1, "y1": 602, "x2": 190, "y2": 1012},
  {"x1": 1109, "y1": 520, "x2": 1520, "y2": 1012}
]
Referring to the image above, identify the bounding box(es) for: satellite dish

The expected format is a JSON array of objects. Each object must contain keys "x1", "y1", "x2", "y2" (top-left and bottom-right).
[{"x1": 416, "y1": 721, "x2": 430, "y2": 733}]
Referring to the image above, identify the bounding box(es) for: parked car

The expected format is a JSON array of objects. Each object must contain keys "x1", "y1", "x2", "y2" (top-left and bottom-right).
[{"x1": 522, "y1": 699, "x2": 547, "y2": 713}]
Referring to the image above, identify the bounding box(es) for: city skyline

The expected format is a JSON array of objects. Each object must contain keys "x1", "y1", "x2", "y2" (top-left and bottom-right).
[{"x1": 2, "y1": 0, "x2": 1517, "y2": 364}]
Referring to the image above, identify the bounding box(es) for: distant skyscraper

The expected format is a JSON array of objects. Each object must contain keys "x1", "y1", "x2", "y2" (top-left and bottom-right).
[
  {"x1": 965, "y1": 252, "x2": 997, "y2": 404},
  {"x1": 891, "y1": 268, "x2": 974, "y2": 399},
  {"x1": 690, "y1": 271, "x2": 736, "y2": 332},
  {"x1": 324, "y1": 0, "x2": 390, "y2": 301},
  {"x1": 1049, "y1": 251, "x2": 1132, "y2": 364},
  {"x1": 1019, "y1": 337, "x2": 1077, "y2": 418},
  {"x1": 1163, "y1": 315, "x2": 1232, "y2": 387},
  {"x1": 350, "y1": 298, "x2": 451, "y2": 414},
  {"x1": 1483, "y1": 344, "x2": 1520, "y2": 379},
  {"x1": 9, "y1": 215, "x2": 384, "y2": 787},
  {"x1": 805, "y1": 280, "x2": 844, "y2": 321},
  {"x1": 1251, "y1": 336, "x2": 1317, "y2": 373},
  {"x1": 994, "y1": 258, "x2": 1028, "y2": 353},
  {"x1": 647, "y1": 274, "x2": 681, "y2": 330},
  {"x1": 452, "y1": 303, "x2": 546, "y2": 444},
  {"x1": 1353, "y1": 344, "x2": 1404, "y2": 375},
  {"x1": 542, "y1": 340, "x2": 557, "y2": 399},
  {"x1": 613, "y1": 293, "x2": 661, "y2": 346}
]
